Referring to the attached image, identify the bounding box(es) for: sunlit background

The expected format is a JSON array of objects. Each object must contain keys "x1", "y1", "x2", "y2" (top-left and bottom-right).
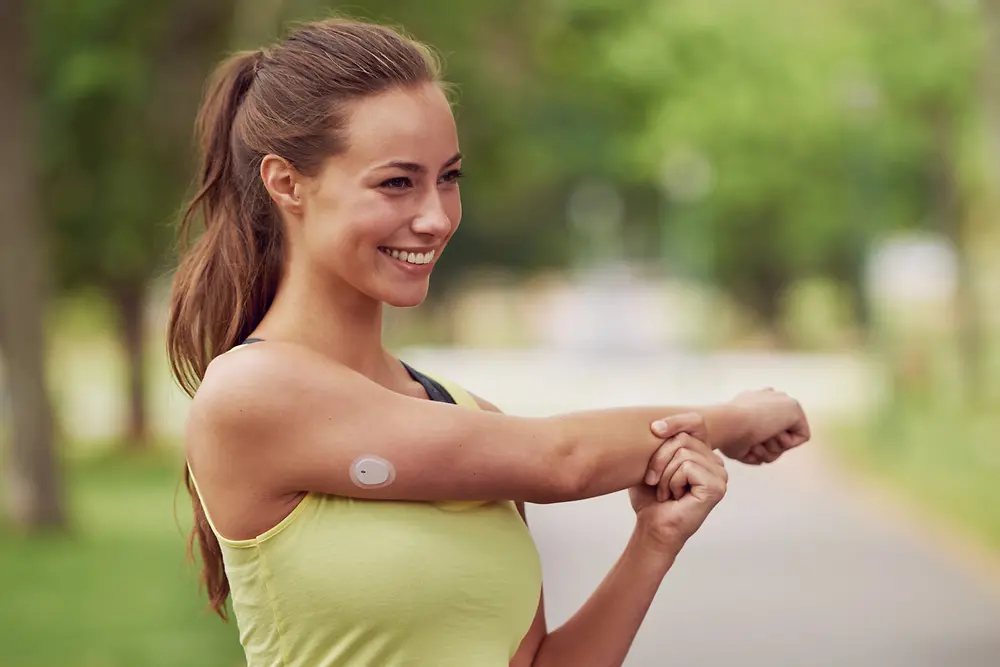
[{"x1": 2, "y1": 0, "x2": 1000, "y2": 665}]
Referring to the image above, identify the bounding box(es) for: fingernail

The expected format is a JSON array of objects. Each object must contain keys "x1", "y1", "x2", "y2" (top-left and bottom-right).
[
  {"x1": 651, "y1": 420, "x2": 668, "y2": 436},
  {"x1": 645, "y1": 470, "x2": 657, "y2": 485}
]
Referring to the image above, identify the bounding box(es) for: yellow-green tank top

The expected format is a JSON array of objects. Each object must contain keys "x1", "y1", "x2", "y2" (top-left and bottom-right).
[{"x1": 189, "y1": 371, "x2": 543, "y2": 667}]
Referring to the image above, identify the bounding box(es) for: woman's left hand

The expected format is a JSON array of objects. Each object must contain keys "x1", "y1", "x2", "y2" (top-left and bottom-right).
[{"x1": 630, "y1": 430, "x2": 728, "y2": 556}]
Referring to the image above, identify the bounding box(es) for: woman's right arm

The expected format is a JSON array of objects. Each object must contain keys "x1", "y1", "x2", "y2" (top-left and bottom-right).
[{"x1": 186, "y1": 342, "x2": 786, "y2": 504}]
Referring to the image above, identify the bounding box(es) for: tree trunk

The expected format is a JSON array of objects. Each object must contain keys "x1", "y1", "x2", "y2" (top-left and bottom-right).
[
  {"x1": 929, "y1": 105, "x2": 983, "y2": 405},
  {"x1": 980, "y1": 0, "x2": 1000, "y2": 401},
  {"x1": 112, "y1": 284, "x2": 148, "y2": 448},
  {"x1": 0, "y1": 0, "x2": 66, "y2": 529},
  {"x1": 983, "y1": 1, "x2": 1000, "y2": 171}
]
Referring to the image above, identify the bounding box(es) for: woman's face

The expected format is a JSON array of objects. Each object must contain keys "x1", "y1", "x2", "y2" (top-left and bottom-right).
[{"x1": 297, "y1": 83, "x2": 462, "y2": 308}]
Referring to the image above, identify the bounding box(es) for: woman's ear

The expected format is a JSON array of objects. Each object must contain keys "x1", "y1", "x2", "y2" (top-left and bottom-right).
[{"x1": 261, "y1": 154, "x2": 304, "y2": 216}]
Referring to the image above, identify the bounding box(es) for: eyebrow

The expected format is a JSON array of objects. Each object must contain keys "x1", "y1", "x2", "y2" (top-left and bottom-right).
[{"x1": 374, "y1": 152, "x2": 462, "y2": 173}]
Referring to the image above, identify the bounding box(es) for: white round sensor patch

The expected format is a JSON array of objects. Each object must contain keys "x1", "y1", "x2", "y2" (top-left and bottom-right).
[{"x1": 351, "y1": 456, "x2": 394, "y2": 487}]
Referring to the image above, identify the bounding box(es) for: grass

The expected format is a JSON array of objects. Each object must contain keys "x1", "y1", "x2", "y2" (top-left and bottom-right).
[
  {"x1": 834, "y1": 394, "x2": 1000, "y2": 553},
  {"x1": 0, "y1": 450, "x2": 244, "y2": 667}
]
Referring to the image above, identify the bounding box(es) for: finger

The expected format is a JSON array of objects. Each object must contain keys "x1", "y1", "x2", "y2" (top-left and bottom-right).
[
  {"x1": 751, "y1": 443, "x2": 779, "y2": 464},
  {"x1": 650, "y1": 412, "x2": 709, "y2": 443},
  {"x1": 777, "y1": 430, "x2": 804, "y2": 451},
  {"x1": 645, "y1": 427, "x2": 713, "y2": 486},
  {"x1": 670, "y1": 431, "x2": 715, "y2": 458},
  {"x1": 789, "y1": 404, "x2": 811, "y2": 441},
  {"x1": 763, "y1": 437, "x2": 784, "y2": 458},
  {"x1": 658, "y1": 439, "x2": 695, "y2": 501},
  {"x1": 788, "y1": 420, "x2": 811, "y2": 446},
  {"x1": 668, "y1": 460, "x2": 696, "y2": 501},
  {"x1": 674, "y1": 460, "x2": 727, "y2": 505},
  {"x1": 645, "y1": 437, "x2": 683, "y2": 485},
  {"x1": 659, "y1": 436, "x2": 726, "y2": 500},
  {"x1": 750, "y1": 443, "x2": 774, "y2": 463}
]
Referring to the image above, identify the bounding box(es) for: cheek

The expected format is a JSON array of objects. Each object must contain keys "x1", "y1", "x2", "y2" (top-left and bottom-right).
[{"x1": 309, "y1": 193, "x2": 397, "y2": 252}]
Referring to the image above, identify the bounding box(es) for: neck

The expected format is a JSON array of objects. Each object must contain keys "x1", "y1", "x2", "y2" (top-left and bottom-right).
[{"x1": 255, "y1": 268, "x2": 397, "y2": 383}]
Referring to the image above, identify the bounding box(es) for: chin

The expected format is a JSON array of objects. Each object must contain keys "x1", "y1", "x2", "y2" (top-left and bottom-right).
[{"x1": 382, "y1": 285, "x2": 430, "y2": 308}]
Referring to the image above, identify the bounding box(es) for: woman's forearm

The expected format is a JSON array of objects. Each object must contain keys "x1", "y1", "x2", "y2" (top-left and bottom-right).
[
  {"x1": 541, "y1": 403, "x2": 747, "y2": 501},
  {"x1": 529, "y1": 525, "x2": 677, "y2": 667}
]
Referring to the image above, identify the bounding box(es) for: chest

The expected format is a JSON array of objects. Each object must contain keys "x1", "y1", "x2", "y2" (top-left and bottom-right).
[{"x1": 244, "y1": 496, "x2": 542, "y2": 644}]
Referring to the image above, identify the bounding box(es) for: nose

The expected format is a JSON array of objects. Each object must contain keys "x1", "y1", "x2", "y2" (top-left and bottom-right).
[{"x1": 411, "y1": 191, "x2": 454, "y2": 238}]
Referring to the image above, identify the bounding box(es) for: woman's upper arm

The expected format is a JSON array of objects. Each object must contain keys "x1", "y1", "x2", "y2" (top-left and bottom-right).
[{"x1": 186, "y1": 344, "x2": 575, "y2": 503}]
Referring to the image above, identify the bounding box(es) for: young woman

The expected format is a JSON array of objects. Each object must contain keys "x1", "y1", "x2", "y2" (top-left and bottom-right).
[{"x1": 169, "y1": 18, "x2": 810, "y2": 667}]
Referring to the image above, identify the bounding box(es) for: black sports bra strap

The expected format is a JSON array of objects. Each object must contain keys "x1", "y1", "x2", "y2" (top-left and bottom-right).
[{"x1": 400, "y1": 361, "x2": 457, "y2": 405}]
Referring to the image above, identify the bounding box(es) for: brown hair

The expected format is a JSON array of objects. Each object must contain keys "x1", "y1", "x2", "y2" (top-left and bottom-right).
[{"x1": 167, "y1": 18, "x2": 442, "y2": 619}]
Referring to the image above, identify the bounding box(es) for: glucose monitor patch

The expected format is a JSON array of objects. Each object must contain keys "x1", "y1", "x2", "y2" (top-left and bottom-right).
[{"x1": 350, "y1": 455, "x2": 395, "y2": 488}]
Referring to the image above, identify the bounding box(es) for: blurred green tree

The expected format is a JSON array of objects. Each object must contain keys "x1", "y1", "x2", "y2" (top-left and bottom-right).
[
  {"x1": 571, "y1": 0, "x2": 991, "y2": 358},
  {"x1": 853, "y1": 0, "x2": 987, "y2": 399},
  {"x1": 37, "y1": 0, "x2": 236, "y2": 447},
  {"x1": 0, "y1": 0, "x2": 66, "y2": 529},
  {"x1": 593, "y1": 0, "x2": 881, "y2": 334}
]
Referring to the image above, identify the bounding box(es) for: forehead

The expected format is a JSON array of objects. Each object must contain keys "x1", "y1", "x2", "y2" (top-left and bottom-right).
[{"x1": 342, "y1": 83, "x2": 458, "y2": 166}]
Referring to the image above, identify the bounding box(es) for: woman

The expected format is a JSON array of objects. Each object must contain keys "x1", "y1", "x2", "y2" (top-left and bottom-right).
[{"x1": 169, "y1": 18, "x2": 809, "y2": 667}]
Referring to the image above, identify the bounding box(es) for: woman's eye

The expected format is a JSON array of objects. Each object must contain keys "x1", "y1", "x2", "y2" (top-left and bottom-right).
[
  {"x1": 440, "y1": 169, "x2": 464, "y2": 185},
  {"x1": 380, "y1": 176, "x2": 412, "y2": 190}
]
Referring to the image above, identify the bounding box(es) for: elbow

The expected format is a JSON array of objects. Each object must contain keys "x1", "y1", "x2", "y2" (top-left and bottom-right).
[{"x1": 536, "y1": 420, "x2": 595, "y2": 503}]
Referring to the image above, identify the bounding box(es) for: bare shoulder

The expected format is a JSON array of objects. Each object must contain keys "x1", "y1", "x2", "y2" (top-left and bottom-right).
[{"x1": 187, "y1": 342, "x2": 362, "y2": 448}]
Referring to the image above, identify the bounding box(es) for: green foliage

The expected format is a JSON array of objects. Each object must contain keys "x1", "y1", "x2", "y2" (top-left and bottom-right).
[
  {"x1": 32, "y1": 0, "x2": 995, "y2": 325},
  {"x1": 0, "y1": 452, "x2": 243, "y2": 667},
  {"x1": 583, "y1": 0, "x2": 985, "y2": 325},
  {"x1": 35, "y1": 0, "x2": 232, "y2": 293}
]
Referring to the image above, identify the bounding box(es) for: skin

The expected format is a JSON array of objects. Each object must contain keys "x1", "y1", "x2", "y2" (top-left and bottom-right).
[{"x1": 186, "y1": 82, "x2": 809, "y2": 666}]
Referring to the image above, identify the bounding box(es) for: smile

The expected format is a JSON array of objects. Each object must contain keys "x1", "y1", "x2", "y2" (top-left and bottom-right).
[{"x1": 378, "y1": 247, "x2": 436, "y2": 265}]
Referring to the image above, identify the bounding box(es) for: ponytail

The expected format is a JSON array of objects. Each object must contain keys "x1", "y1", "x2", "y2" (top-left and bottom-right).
[
  {"x1": 168, "y1": 50, "x2": 282, "y2": 399},
  {"x1": 168, "y1": 50, "x2": 281, "y2": 621}
]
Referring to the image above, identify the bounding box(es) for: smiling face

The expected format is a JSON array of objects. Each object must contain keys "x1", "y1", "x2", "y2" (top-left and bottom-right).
[{"x1": 289, "y1": 83, "x2": 462, "y2": 308}]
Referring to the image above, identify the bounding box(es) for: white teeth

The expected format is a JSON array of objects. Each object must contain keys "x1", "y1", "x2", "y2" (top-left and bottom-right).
[{"x1": 382, "y1": 248, "x2": 436, "y2": 265}]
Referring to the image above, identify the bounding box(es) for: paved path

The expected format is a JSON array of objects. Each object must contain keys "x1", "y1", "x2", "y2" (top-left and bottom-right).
[{"x1": 404, "y1": 349, "x2": 1000, "y2": 667}]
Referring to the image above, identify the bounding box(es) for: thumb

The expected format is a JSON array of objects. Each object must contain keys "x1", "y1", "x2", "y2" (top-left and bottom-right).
[{"x1": 651, "y1": 412, "x2": 708, "y2": 441}]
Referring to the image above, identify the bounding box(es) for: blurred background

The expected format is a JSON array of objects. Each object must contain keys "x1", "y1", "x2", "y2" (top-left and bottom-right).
[{"x1": 2, "y1": 0, "x2": 1000, "y2": 665}]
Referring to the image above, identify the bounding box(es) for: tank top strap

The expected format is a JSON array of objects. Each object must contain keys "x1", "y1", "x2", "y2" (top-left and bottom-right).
[
  {"x1": 186, "y1": 463, "x2": 227, "y2": 540},
  {"x1": 400, "y1": 361, "x2": 456, "y2": 404},
  {"x1": 401, "y1": 362, "x2": 480, "y2": 411}
]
